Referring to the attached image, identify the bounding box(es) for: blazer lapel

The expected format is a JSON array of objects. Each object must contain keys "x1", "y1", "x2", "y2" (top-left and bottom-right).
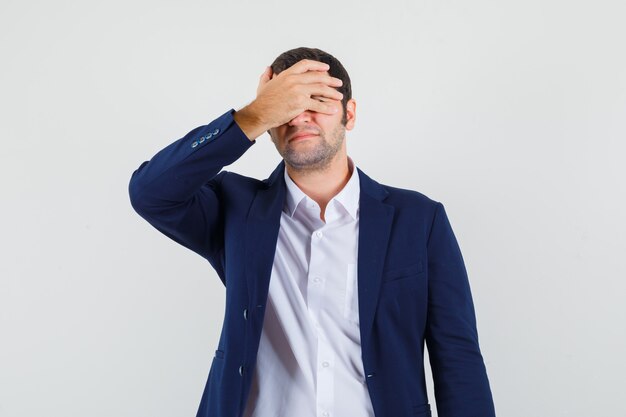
[
  {"x1": 355, "y1": 167, "x2": 394, "y2": 342},
  {"x1": 244, "y1": 160, "x2": 394, "y2": 344},
  {"x1": 244, "y1": 160, "x2": 287, "y2": 306}
]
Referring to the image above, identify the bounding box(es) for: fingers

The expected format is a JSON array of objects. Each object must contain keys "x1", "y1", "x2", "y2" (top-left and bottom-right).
[
  {"x1": 287, "y1": 58, "x2": 331, "y2": 75},
  {"x1": 306, "y1": 97, "x2": 341, "y2": 115},
  {"x1": 295, "y1": 70, "x2": 343, "y2": 87},
  {"x1": 290, "y1": 70, "x2": 344, "y2": 101},
  {"x1": 306, "y1": 83, "x2": 344, "y2": 101}
]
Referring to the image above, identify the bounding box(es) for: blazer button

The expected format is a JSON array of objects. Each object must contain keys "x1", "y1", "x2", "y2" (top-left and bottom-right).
[
  {"x1": 191, "y1": 141, "x2": 198, "y2": 148},
  {"x1": 243, "y1": 308, "x2": 248, "y2": 320},
  {"x1": 199, "y1": 136, "x2": 206, "y2": 143},
  {"x1": 213, "y1": 128, "x2": 220, "y2": 135},
  {"x1": 239, "y1": 365, "x2": 244, "y2": 376}
]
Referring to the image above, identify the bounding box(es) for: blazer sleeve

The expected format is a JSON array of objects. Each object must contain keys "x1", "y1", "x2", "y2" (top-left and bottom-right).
[
  {"x1": 424, "y1": 202, "x2": 496, "y2": 417},
  {"x1": 128, "y1": 108, "x2": 255, "y2": 271}
]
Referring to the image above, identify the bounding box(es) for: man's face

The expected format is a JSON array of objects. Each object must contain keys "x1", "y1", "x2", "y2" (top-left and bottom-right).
[{"x1": 268, "y1": 71, "x2": 355, "y2": 171}]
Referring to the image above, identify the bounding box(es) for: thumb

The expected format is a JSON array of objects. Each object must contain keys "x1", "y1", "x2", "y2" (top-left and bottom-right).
[
  {"x1": 260, "y1": 66, "x2": 272, "y2": 83},
  {"x1": 257, "y1": 66, "x2": 272, "y2": 95}
]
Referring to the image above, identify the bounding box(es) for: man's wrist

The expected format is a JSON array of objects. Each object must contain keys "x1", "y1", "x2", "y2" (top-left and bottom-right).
[{"x1": 233, "y1": 103, "x2": 270, "y2": 142}]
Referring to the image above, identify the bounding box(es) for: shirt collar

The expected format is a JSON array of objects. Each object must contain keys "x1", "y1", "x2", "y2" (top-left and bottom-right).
[{"x1": 283, "y1": 156, "x2": 360, "y2": 220}]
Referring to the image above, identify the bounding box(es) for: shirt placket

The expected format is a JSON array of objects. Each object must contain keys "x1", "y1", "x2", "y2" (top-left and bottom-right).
[{"x1": 306, "y1": 201, "x2": 336, "y2": 417}]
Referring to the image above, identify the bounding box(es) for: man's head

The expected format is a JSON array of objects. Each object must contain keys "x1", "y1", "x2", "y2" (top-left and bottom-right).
[
  {"x1": 270, "y1": 47, "x2": 352, "y2": 126},
  {"x1": 268, "y1": 47, "x2": 356, "y2": 172}
]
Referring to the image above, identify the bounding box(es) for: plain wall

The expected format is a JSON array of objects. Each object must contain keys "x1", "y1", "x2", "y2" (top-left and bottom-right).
[{"x1": 1, "y1": 0, "x2": 625, "y2": 416}]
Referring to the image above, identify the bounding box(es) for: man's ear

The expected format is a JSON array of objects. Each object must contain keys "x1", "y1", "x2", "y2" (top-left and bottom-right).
[{"x1": 345, "y1": 98, "x2": 357, "y2": 131}]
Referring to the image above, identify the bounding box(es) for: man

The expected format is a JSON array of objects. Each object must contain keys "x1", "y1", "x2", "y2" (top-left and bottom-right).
[{"x1": 128, "y1": 47, "x2": 496, "y2": 417}]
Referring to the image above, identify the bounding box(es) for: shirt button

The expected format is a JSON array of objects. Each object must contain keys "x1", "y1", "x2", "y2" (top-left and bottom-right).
[
  {"x1": 315, "y1": 231, "x2": 323, "y2": 238},
  {"x1": 239, "y1": 365, "x2": 244, "y2": 376},
  {"x1": 322, "y1": 361, "x2": 329, "y2": 368},
  {"x1": 313, "y1": 277, "x2": 321, "y2": 283},
  {"x1": 322, "y1": 412, "x2": 330, "y2": 417}
]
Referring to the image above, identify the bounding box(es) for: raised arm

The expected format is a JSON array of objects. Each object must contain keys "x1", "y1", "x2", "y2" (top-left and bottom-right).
[{"x1": 128, "y1": 109, "x2": 255, "y2": 266}]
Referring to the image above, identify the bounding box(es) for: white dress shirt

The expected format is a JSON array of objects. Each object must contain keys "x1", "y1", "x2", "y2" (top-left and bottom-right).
[{"x1": 242, "y1": 156, "x2": 374, "y2": 417}]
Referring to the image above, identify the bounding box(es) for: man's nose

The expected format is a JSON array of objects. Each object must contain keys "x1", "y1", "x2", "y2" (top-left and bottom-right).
[{"x1": 288, "y1": 110, "x2": 312, "y2": 126}]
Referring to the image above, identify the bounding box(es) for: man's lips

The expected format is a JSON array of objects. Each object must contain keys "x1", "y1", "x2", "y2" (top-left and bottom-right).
[{"x1": 289, "y1": 132, "x2": 319, "y2": 142}]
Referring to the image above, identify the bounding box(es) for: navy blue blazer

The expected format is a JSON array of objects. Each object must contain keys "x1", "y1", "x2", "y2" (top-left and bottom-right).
[{"x1": 129, "y1": 108, "x2": 496, "y2": 417}]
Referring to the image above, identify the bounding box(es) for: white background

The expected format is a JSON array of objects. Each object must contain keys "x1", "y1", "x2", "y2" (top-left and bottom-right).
[{"x1": 1, "y1": 0, "x2": 625, "y2": 416}]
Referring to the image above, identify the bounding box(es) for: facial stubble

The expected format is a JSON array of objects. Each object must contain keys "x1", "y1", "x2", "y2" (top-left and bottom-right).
[{"x1": 273, "y1": 124, "x2": 345, "y2": 173}]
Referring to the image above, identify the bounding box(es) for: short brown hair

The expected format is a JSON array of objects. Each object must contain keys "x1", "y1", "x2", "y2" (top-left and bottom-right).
[{"x1": 270, "y1": 47, "x2": 352, "y2": 126}]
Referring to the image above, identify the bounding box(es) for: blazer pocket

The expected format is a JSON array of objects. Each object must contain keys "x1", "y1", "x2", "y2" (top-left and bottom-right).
[
  {"x1": 381, "y1": 261, "x2": 425, "y2": 298},
  {"x1": 382, "y1": 260, "x2": 424, "y2": 281}
]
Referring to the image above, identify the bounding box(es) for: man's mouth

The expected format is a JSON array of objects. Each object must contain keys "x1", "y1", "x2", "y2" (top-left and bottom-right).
[{"x1": 289, "y1": 132, "x2": 319, "y2": 142}]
